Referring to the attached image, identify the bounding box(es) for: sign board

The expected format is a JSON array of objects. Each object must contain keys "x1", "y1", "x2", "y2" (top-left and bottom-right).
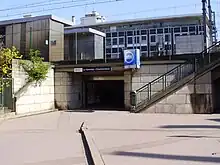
[
  {"x1": 83, "y1": 67, "x2": 112, "y2": 72},
  {"x1": 124, "y1": 49, "x2": 141, "y2": 69},
  {"x1": 74, "y1": 68, "x2": 83, "y2": 73}
]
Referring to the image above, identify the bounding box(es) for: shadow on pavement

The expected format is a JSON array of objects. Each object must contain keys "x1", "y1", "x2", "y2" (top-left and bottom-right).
[
  {"x1": 159, "y1": 125, "x2": 220, "y2": 129},
  {"x1": 208, "y1": 118, "x2": 220, "y2": 123},
  {"x1": 112, "y1": 151, "x2": 220, "y2": 163},
  {"x1": 168, "y1": 135, "x2": 220, "y2": 138}
]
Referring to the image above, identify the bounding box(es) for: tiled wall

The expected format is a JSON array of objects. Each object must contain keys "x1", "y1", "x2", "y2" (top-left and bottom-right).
[
  {"x1": 54, "y1": 72, "x2": 82, "y2": 110},
  {"x1": 12, "y1": 59, "x2": 55, "y2": 114},
  {"x1": 142, "y1": 72, "x2": 213, "y2": 114}
]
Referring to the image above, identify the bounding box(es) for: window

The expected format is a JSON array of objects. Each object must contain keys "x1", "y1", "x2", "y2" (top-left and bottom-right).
[
  {"x1": 150, "y1": 35, "x2": 156, "y2": 42},
  {"x1": 174, "y1": 27, "x2": 180, "y2": 33},
  {"x1": 199, "y1": 25, "x2": 204, "y2": 31},
  {"x1": 141, "y1": 30, "x2": 147, "y2": 35},
  {"x1": 157, "y1": 28, "x2": 163, "y2": 34},
  {"x1": 106, "y1": 48, "x2": 111, "y2": 53},
  {"x1": 141, "y1": 46, "x2": 147, "y2": 51},
  {"x1": 189, "y1": 26, "x2": 196, "y2": 32},
  {"x1": 164, "y1": 28, "x2": 169, "y2": 33},
  {"x1": 165, "y1": 34, "x2": 170, "y2": 42},
  {"x1": 135, "y1": 37, "x2": 140, "y2": 44},
  {"x1": 106, "y1": 33, "x2": 111, "y2": 38},
  {"x1": 112, "y1": 32, "x2": 117, "y2": 37},
  {"x1": 119, "y1": 38, "x2": 124, "y2": 45},
  {"x1": 141, "y1": 36, "x2": 147, "y2": 41},
  {"x1": 181, "y1": 27, "x2": 188, "y2": 32},
  {"x1": 134, "y1": 31, "x2": 140, "y2": 35},
  {"x1": 119, "y1": 32, "x2": 124, "y2": 36},
  {"x1": 112, "y1": 48, "x2": 118, "y2": 53},
  {"x1": 150, "y1": 29, "x2": 156, "y2": 34},
  {"x1": 150, "y1": 46, "x2": 157, "y2": 51},
  {"x1": 165, "y1": 45, "x2": 171, "y2": 50},
  {"x1": 127, "y1": 31, "x2": 133, "y2": 36},
  {"x1": 112, "y1": 38, "x2": 118, "y2": 45},
  {"x1": 175, "y1": 34, "x2": 180, "y2": 37},
  {"x1": 182, "y1": 33, "x2": 188, "y2": 36},
  {"x1": 141, "y1": 52, "x2": 147, "y2": 57},
  {"x1": 128, "y1": 37, "x2": 133, "y2": 44},
  {"x1": 106, "y1": 39, "x2": 111, "y2": 46},
  {"x1": 190, "y1": 32, "x2": 196, "y2": 35}
]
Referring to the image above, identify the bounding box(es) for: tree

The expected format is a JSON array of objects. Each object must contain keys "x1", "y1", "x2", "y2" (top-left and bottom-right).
[
  {"x1": 0, "y1": 46, "x2": 22, "y2": 92},
  {"x1": 20, "y1": 49, "x2": 50, "y2": 84}
]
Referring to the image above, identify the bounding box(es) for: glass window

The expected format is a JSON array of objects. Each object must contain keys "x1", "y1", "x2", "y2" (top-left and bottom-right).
[
  {"x1": 106, "y1": 39, "x2": 111, "y2": 46},
  {"x1": 165, "y1": 45, "x2": 171, "y2": 50},
  {"x1": 106, "y1": 33, "x2": 111, "y2": 38},
  {"x1": 119, "y1": 38, "x2": 124, "y2": 45},
  {"x1": 150, "y1": 45, "x2": 157, "y2": 51},
  {"x1": 190, "y1": 32, "x2": 196, "y2": 35},
  {"x1": 182, "y1": 33, "x2": 188, "y2": 36},
  {"x1": 112, "y1": 48, "x2": 118, "y2": 53},
  {"x1": 141, "y1": 30, "x2": 147, "y2": 35},
  {"x1": 127, "y1": 37, "x2": 133, "y2": 44},
  {"x1": 150, "y1": 29, "x2": 156, "y2": 34},
  {"x1": 135, "y1": 37, "x2": 140, "y2": 44},
  {"x1": 175, "y1": 34, "x2": 180, "y2": 37},
  {"x1": 157, "y1": 28, "x2": 163, "y2": 34},
  {"x1": 112, "y1": 32, "x2": 117, "y2": 37},
  {"x1": 199, "y1": 25, "x2": 204, "y2": 31},
  {"x1": 150, "y1": 35, "x2": 156, "y2": 42},
  {"x1": 174, "y1": 27, "x2": 180, "y2": 33},
  {"x1": 141, "y1": 36, "x2": 147, "y2": 41},
  {"x1": 165, "y1": 34, "x2": 170, "y2": 42},
  {"x1": 164, "y1": 28, "x2": 169, "y2": 33},
  {"x1": 134, "y1": 31, "x2": 140, "y2": 35},
  {"x1": 106, "y1": 48, "x2": 111, "y2": 53},
  {"x1": 119, "y1": 32, "x2": 124, "y2": 36},
  {"x1": 141, "y1": 46, "x2": 147, "y2": 51},
  {"x1": 189, "y1": 26, "x2": 196, "y2": 32},
  {"x1": 181, "y1": 27, "x2": 188, "y2": 32},
  {"x1": 141, "y1": 52, "x2": 147, "y2": 57},
  {"x1": 127, "y1": 31, "x2": 133, "y2": 36},
  {"x1": 112, "y1": 38, "x2": 118, "y2": 45}
]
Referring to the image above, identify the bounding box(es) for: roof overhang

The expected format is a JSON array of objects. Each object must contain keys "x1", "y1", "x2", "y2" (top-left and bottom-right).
[
  {"x1": 64, "y1": 27, "x2": 106, "y2": 37},
  {"x1": 0, "y1": 15, "x2": 73, "y2": 26}
]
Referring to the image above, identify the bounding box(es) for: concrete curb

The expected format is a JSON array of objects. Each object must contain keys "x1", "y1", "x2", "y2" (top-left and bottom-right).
[
  {"x1": 79, "y1": 123, "x2": 105, "y2": 165},
  {"x1": 0, "y1": 109, "x2": 58, "y2": 121}
]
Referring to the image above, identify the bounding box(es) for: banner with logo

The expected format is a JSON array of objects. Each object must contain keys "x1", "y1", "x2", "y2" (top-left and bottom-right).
[{"x1": 123, "y1": 49, "x2": 141, "y2": 69}]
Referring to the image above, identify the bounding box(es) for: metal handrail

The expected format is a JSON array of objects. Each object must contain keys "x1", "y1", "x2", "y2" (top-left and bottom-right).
[{"x1": 132, "y1": 41, "x2": 220, "y2": 109}]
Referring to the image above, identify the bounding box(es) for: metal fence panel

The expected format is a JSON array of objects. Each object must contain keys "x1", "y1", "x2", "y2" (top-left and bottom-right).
[{"x1": 0, "y1": 78, "x2": 14, "y2": 113}]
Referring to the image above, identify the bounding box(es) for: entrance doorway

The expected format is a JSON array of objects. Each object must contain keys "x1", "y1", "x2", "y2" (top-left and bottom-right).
[
  {"x1": 85, "y1": 80, "x2": 124, "y2": 110},
  {"x1": 213, "y1": 78, "x2": 220, "y2": 113}
]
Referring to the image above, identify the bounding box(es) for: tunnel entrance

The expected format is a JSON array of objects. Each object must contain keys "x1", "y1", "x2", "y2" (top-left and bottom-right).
[{"x1": 85, "y1": 80, "x2": 125, "y2": 110}]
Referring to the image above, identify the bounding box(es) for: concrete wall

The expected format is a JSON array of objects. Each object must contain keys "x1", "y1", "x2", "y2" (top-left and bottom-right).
[
  {"x1": 54, "y1": 72, "x2": 82, "y2": 110},
  {"x1": 143, "y1": 71, "x2": 213, "y2": 114},
  {"x1": 12, "y1": 59, "x2": 55, "y2": 114}
]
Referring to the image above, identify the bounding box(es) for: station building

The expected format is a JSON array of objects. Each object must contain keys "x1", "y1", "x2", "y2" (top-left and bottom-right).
[{"x1": 0, "y1": 10, "x2": 220, "y2": 114}]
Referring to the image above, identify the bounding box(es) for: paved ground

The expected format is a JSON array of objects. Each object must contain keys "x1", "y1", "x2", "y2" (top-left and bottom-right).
[{"x1": 0, "y1": 111, "x2": 220, "y2": 165}]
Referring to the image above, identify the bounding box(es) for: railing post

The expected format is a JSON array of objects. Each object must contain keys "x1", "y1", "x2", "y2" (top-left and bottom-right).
[{"x1": 130, "y1": 91, "x2": 137, "y2": 112}]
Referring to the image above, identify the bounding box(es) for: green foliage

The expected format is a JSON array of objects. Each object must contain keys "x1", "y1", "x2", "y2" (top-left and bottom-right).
[
  {"x1": 20, "y1": 49, "x2": 50, "y2": 84},
  {"x1": 0, "y1": 46, "x2": 22, "y2": 93}
]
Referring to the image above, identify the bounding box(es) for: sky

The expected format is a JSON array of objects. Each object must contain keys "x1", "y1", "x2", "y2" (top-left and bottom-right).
[{"x1": 0, "y1": 0, "x2": 219, "y2": 34}]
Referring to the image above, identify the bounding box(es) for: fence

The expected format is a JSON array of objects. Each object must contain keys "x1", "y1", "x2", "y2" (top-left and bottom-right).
[{"x1": 0, "y1": 78, "x2": 14, "y2": 113}]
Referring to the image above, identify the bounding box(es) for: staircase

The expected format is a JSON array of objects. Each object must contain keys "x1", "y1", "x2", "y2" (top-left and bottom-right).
[{"x1": 131, "y1": 41, "x2": 220, "y2": 113}]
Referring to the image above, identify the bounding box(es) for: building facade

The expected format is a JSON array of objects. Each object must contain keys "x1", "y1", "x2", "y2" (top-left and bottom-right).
[
  {"x1": 0, "y1": 15, "x2": 73, "y2": 62},
  {"x1": 67, "y1": 12, "x2": 216, "y2": 60}
]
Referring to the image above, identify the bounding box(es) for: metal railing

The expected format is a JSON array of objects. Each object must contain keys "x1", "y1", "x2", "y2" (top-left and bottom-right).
[
  {"x1": 131, "y1": 41, "x2": 220, "y2": 111},
  {"x1": 0, "y1": 78, "x2": 14, "y2": 113}
]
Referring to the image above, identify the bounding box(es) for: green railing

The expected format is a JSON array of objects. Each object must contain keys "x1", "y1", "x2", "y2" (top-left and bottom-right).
[
  {"x1": 0, "y1": 78, "x2": 14, "y2": 113},
  {"x1": 131, "y1": 41, "x2": 220, "y2": 112}
]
